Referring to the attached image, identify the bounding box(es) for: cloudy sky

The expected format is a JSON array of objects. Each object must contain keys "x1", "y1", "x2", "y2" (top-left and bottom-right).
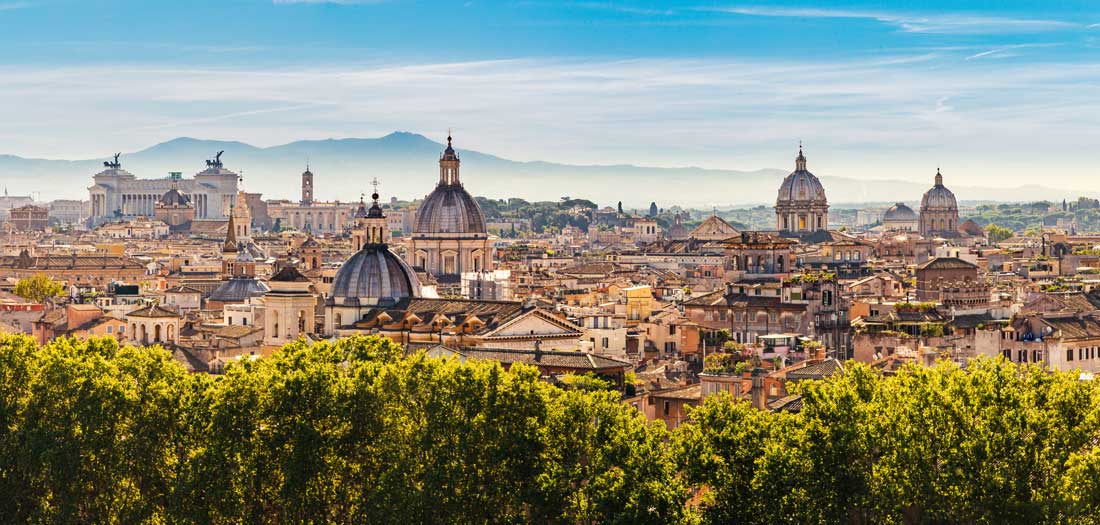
[{"x1": 1, "y1": 0, "x2": 1099, "y2": 188}]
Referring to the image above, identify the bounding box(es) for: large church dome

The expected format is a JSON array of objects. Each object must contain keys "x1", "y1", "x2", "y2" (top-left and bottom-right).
[
  {"x1": 329, "y1": 246, "x2": 421, "y2": 306},
  {"x1": 776, "y1": 149, "x2": 827, "y2": 204},
  {"x1": 414, "y1": 186, "x2": 487, "y2": 234},
  {"x1": 774, "y1": 145, "x2": 829, "y2": 233},
  {"x1": 413, "y1": 135, "x2": 487, "y2": 235},
  {"x1": 883, "y1": 202, "x2": 917, "y2": 222},
  {"x1": 921, "y1": 169, "x2": 957, "y2": 210}
]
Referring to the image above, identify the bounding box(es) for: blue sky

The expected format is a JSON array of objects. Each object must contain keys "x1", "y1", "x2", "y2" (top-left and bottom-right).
[{"x1": 1, "y1": 0, "x2": 1099, "y2": 188}]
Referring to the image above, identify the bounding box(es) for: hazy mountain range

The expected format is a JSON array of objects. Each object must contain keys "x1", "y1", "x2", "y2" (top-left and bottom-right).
[{"x1": 0, "y1": 132, "x2": 1088, "y2": 207}]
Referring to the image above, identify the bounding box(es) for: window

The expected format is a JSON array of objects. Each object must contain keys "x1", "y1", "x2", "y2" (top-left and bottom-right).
[
  {"x1": 106, "y1": 325, "x2": 113, "y2": 334},
  {"x1": 1068, "y1": 349, "x2": 1074, "y2": 361},
  {"x1": 602, "y1": 337, "x2": 609, "y2": 349},
  {"x1": 663, "y1": 401, "x2": 670, "y2": 416}
]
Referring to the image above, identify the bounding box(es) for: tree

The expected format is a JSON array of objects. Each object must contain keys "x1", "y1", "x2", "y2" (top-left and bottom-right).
[
  {"x1": 536, "y1": 389, "x2": 687, "y2": 524},
  {"x1": 14, "y1": 274, "x2": 64, "y2": 304},
  {"x1": 985, "y1": 223, "x2": 1014, "y2": 243},
  {"x1": 558, "y1": 372, "x2": 613, "y2": 392}
]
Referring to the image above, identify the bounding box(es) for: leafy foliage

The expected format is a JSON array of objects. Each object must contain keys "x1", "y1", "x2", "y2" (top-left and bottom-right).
[
  {"x1": 7, "y1": 333, "x2": 1100, "y2": 524},
  {"x1": 985, "y1": 223, "x2": 1015, "y2": 243},
  {"x1": 677, "y1": 359, "x2": 1100, "y2": 524},
  {"x1": 13, "y1": 274, "x2": 64, "y2": 304},
  {"x1": 0, "y1": 334, "x2": 685, "y2": 524}
]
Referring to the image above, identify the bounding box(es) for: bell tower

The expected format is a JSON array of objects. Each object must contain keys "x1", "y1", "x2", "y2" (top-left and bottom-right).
[
  {"x1": 301, "y1": 165, "x2": 314, "y2": 205},
  {"x1": 352, "y1": 179, "x2": 390, "y2": 251}
]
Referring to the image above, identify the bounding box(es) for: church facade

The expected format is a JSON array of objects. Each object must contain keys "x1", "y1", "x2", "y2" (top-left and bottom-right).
[{"x1": 266, "y1": 167, "x2": 357, "y2": 234}]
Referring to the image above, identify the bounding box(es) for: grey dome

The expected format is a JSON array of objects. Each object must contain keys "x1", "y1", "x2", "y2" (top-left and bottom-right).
[
  {"x1": 329, "y1": 246, "x2": 421, "y2": 306},
  {"x1": 921, "y1": 170, "x2": 958, "y2": 210},
  {"x1": 777, "y1": 151, "x2": 827, "y2": 204},
  {"x1": 209, "y1": 277, "x2": 269, "y2": 303},
  {"x1": 414, "y1": 184, "x2": 487, "y2": 234},
  {"x1": 159, "y1": 188, "x2": 191, "y2": 206},
  {"x1": 883, "y1": 202, "x2": 917, "y2": 221}
]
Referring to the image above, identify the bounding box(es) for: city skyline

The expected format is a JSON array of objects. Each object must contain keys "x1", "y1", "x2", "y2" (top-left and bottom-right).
[{"x1": 1, "y1": 1, "x2": 1099, "y2": 189}]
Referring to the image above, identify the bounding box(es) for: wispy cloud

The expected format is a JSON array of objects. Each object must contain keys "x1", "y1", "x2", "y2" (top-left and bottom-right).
[
  {"x1": 964, "y1": 43, "x2": 1062, "y2": 60},
  {"x1": 1, "y1": 55, "x2": 1100, "y2": 193},
  {"x1": 713, "y1": 6, "x2": 1078, "y2": 34},
  {"x1": 0, "y1": 2, "x2": 32, "y2": 10}
]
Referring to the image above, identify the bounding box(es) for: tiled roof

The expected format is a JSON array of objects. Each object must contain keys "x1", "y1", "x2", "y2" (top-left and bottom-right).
[
  {"x1": 650, "y1": 384, "x2": 702, "y2": 401},
  {"x1": 951, "y1": 312, "x2": 996, "y2": 329},
  {"x1": 462, "y1": 347, "x2": 631, "y2": 371},
  {"x1": 786, "y1": 358, "x2": 844, "y2": 381},
  {"x1": 271, "y1": 265, "x2": 310, "y2": 282},
  {"x1": 768, "y1": 395, "x2": 804, "y2": 413},
  {"x1": 916, "y1": 257, "x2": 978, "y2": 271},
  {"x1": 213, "y1": 325, "x2": 263, "y2": 339},
  {"x1": 127, "y1": 304, "x2": 181, "y2": 318},
  {"x1": 1044, "y1": 315, "x2": 1100, "y2": 340},
  {"x1": 171, "y1": 348, "x2": 208, "y2": 373},
  {"x1": 0, "y1": 251, "x2": 144, "y2": 270}
]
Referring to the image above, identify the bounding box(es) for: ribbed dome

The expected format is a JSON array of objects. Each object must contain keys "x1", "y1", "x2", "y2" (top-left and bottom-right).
[
  {"x1": 777, "y1": 171, "x2": 827, "y2": 203},
  {"x1": 159, "y1": 188, "x2": 191, "y2": 206},
  {"x1": 776, "y1": 149, "x2": 827, "y2": 204},
  {"x1": 414, "y1": 185, "x2": 487, "y2": 234},
  {"x1": 921, "y1": 170, "x2": 958, "y2": 210},
  {"x1": 209, "y1": 277, "x2": 269, "y2": 303},
  {"x1": 883, "y1": 202, "x2": 917, "y2": 221},
  {"x1": 329, "y1": 245, "x2": 421, "y2": 305}
]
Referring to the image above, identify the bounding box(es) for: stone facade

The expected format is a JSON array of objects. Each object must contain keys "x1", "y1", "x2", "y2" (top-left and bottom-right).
[{"x1": 88, "y1": 155, "x2": 238, "y2": 226}]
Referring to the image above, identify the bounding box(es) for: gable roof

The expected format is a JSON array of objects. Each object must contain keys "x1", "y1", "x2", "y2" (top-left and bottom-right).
[
  {"x1": 917, "y1": 256, "x2": 978, "y2": 271},
  {"x1": 461, "y1": 347, "x2": 632, "y2": 371},
  {"x1": 785, "y1": 358, "x2": 844, "y2": 381},
  {"x1": 689, "y1": 215, "x2": 740, "y2": 240},
  {"x1": 127, "y1": 304, "x2": 181, "y2": 318}
]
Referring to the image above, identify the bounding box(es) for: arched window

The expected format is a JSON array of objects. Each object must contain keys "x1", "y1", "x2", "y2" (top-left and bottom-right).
[{"x1": 154, "y1": 324, "x2": 162, "y2": 343}]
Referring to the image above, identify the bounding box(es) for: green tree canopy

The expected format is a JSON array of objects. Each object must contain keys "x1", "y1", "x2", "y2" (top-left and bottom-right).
[
  {"x1": 985, "y1": 223, "x2": 1015, "y2": 243},
  {"x1": 13, "y1": 274, "x2": 64, "y2": 304}
]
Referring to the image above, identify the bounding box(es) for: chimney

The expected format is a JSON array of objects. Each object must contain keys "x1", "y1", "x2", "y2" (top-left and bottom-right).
[{"x1": 750, "y1": 367, "x2": 768, "y2": 411}]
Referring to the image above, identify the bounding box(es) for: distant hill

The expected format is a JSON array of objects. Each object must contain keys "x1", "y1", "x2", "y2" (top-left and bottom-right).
[{"x1": 0, "y1": 132, "x2": 1088, "y2": 206}]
